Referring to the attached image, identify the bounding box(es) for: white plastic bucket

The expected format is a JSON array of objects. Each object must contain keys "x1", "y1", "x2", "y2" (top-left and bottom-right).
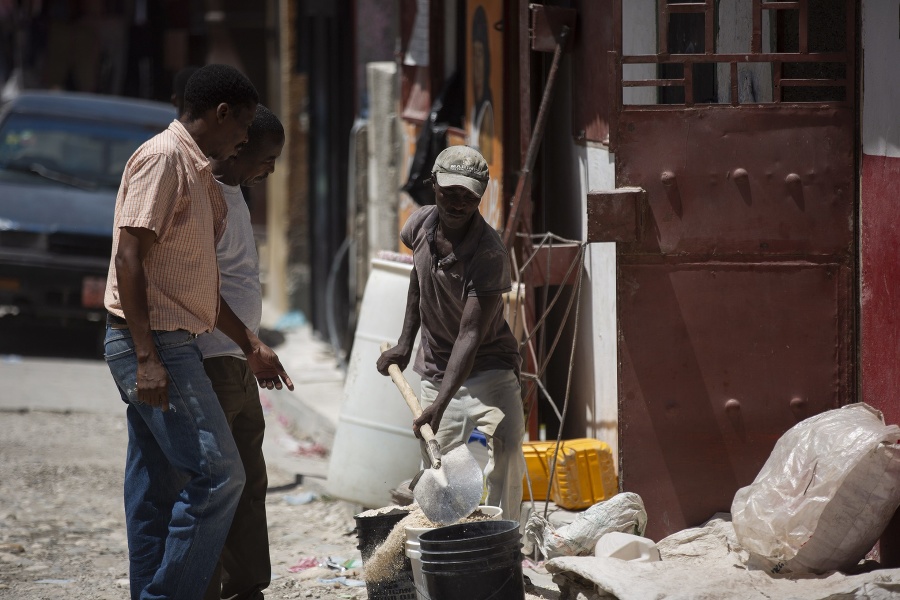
[
  {"x1": 406, "y1": 522, "x2": 435, "y2": 600},
  {"x1": 405, "y1": 506, "x2": 503, "y2": 600},
  {"x1": 326, "y1": 258, "x2": 423, "y2": 507},
  {"x1": 405, "y1": 541, "x2": 426, "y2": 599}
]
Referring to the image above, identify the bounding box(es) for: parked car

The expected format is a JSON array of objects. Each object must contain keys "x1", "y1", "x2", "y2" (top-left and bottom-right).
[{"x1": 0, "y1": 91, "x2": 175, "y2": 324}]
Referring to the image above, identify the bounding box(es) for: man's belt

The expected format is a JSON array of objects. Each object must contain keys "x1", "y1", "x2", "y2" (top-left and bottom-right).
[{"x1": 106, "y1": 312, "x2": 128, "y2": 329}]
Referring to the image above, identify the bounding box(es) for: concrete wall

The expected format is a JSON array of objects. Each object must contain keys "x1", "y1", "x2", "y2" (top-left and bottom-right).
[{"x1": 582, "y1": 152, "x2": 617, "y2": 467}]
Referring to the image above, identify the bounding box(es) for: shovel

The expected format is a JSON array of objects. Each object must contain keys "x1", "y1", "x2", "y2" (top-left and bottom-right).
[{"x1": 380, "y1": 342, "x2": 484, "y2": 525}]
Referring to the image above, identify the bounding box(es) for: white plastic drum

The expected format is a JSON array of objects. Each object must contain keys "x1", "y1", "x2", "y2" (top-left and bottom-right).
[{"x1": 326, "y1": 258, "x2": 423, "y2": 508}]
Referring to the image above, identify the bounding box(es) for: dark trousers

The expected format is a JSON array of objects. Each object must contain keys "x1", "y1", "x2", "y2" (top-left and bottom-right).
[{"x1": 202, "y1": 356, "x2": 270, "y2": 600}]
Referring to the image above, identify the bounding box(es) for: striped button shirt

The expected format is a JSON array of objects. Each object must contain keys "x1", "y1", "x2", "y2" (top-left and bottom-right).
[{"x1": 104, "y1": 120, "x2": 227, "y2": 334}]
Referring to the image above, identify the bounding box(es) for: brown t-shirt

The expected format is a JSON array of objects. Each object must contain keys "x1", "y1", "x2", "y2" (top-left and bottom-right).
[{"x1": 401, "y1": 205, "x2": 521, "y2": 383}]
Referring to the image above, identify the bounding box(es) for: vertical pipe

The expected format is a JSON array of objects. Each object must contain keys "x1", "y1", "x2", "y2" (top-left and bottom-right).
[
  {"x1": 517, "y1": 0, "x2": 539, "y2": 441},
  {"x1": 517, "y1": 0, "x2": 532, "y2": 234}
]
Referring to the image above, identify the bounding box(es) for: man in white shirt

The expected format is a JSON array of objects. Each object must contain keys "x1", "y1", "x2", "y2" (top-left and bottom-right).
[{"x1": 199, "y1": 105, "x2": 285, "y2": 600}]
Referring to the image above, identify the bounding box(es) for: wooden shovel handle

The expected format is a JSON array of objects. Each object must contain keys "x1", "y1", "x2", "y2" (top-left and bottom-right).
[{"x1": 380, "y1": 342, "x2": 441, "y2": 468}]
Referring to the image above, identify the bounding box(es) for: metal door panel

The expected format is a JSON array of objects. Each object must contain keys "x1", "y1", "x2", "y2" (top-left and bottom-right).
[
  {"x1": 619, "y1": 262, "x2": 847, "y2": 538},
  {"x1": 609, "y1": 0, "x2": 857, "y2": 541},
  {"x1": 616, "y1": 108, "x2": 854, "y2": 257}
]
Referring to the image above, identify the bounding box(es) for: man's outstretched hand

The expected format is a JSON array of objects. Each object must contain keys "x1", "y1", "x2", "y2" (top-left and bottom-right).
[{"x1": 247, "y1": 342, "x2": 294, "y2": 391}]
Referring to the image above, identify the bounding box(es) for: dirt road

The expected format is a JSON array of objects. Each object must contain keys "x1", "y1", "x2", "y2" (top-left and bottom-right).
[
  {"x1": 0, "y1": 404, "x2": 559, "y2": 599},
  {"x1": 0, "y1": 403, "x2": 372, "y2": 599}
]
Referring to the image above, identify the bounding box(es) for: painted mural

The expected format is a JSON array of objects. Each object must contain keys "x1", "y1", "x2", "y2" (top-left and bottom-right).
[{"x1": 467, "y1": 0, "x2": 504, "y2": 230}]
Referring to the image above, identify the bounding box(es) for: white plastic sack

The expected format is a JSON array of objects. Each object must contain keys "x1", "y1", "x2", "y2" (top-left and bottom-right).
[
  {"x1": 524, "y1": 491, "x2": 647, "y2": 559},
  {"x1": 732, "y1": 402, "x2": 900, "y2": 574}
]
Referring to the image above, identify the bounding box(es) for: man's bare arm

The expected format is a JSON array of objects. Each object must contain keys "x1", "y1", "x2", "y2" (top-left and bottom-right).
[
  {"x1": 413, "y1": 293, "x2": 502, "y2": 436},
  {"x1": 215, "y1": 297, "x2": 295, "y2": 391},
  {"x1": 116, "y1": 226, "x2": 170, "y2": 410}
]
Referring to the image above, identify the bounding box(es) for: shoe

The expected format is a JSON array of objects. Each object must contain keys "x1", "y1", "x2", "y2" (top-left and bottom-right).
[{"x1": 523, "y1": 574, "x2": 533, "y2": 590}]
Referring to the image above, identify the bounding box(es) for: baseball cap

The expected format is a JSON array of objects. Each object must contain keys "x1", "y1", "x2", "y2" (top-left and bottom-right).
[{"x1": 432, "y1": 146, "x2": 489, "y2": 197}]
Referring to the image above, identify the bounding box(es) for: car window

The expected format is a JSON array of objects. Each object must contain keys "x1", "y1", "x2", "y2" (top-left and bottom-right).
[{"x1": 0, "y1": 113, "x2": 164, "y2": 189}]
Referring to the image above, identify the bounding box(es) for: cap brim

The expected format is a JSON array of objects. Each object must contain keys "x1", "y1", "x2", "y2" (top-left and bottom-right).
[{"x1": 435, "y1": 172, "x2": 487, "y2": 197}]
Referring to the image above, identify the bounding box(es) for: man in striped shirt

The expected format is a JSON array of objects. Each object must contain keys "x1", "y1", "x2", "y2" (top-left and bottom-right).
[{"x1": 103, "y1": 64, "x2": 293, "y2": 600}]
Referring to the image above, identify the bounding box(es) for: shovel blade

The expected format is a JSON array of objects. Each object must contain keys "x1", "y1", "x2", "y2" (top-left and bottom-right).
[{"x1": 413, "y1": 443, "x2": 484, "y2": 525}]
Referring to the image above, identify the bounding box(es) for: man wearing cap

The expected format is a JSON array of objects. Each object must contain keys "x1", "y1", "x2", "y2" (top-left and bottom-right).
[{"x1": 377, "y1": 145, "x2": 525, "y2": 521}]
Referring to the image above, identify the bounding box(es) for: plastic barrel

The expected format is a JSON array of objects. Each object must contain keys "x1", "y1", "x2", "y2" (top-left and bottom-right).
[
  {"x1": 418, "y1": 520, "x2": 525, "y2": 600},
  {"x1": 355, "y1": 510, "x2": 417, "y2": 600},
  {"x1": 327, "y1": 258, "x2": 422, "y2": 508}
]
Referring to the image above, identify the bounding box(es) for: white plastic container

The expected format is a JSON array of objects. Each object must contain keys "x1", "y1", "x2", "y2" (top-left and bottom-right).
[
  {"x1": 405, "y1": 506, "x2": 503, "y2": 600},
  {"x1": 594, "y1": 531, "x2": 660, "y2": 562},
  {"x1": 326, "y1": 259, "x2": 423, "y2": 507},
  {"x1": 405, "y1": 540, "x2": 426, "y2": 599},
  {"x1": 467, "y1": 429, "x2": 490, "y2": 472}
]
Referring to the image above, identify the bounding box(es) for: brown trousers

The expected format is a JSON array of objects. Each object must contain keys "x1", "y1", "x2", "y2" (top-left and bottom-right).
[{"x1": 202, "y1": 356, "x2": 270, "y2": 600}]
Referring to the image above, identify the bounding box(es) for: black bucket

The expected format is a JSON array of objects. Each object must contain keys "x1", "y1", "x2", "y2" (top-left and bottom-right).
[
  {"x1": 355, "y1": 510, "x2": 417, "y2": 600},
  {"x1": 418, "y1": 520, "x2": 525, "y2": 600}
]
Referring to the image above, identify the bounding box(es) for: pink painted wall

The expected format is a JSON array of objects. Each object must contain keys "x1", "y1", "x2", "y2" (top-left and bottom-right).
[{"x1": 860, "y1": 154, "x2": 900, "y2": 428}]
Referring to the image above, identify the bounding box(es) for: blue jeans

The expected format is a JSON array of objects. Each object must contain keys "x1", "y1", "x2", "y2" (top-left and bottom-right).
[{"x1": 104, "y1": 326, "x2": 246, "y2": 600}]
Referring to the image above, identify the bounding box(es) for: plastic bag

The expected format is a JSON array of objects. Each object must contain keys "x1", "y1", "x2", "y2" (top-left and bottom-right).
[
  {"x1": 524, "y1": 492, "x2": 647, "y2": 559},
  {"x1": 400, "y1": 72, "x2": 462, "y2": 206},
  {"x1": 731, "y1": 402, "x2": 900, "y2": 574}
]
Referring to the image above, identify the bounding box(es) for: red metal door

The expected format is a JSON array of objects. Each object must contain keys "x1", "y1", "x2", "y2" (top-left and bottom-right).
[{"x1": 611, "y1": 0, "x2": 856, "y2": 540}]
